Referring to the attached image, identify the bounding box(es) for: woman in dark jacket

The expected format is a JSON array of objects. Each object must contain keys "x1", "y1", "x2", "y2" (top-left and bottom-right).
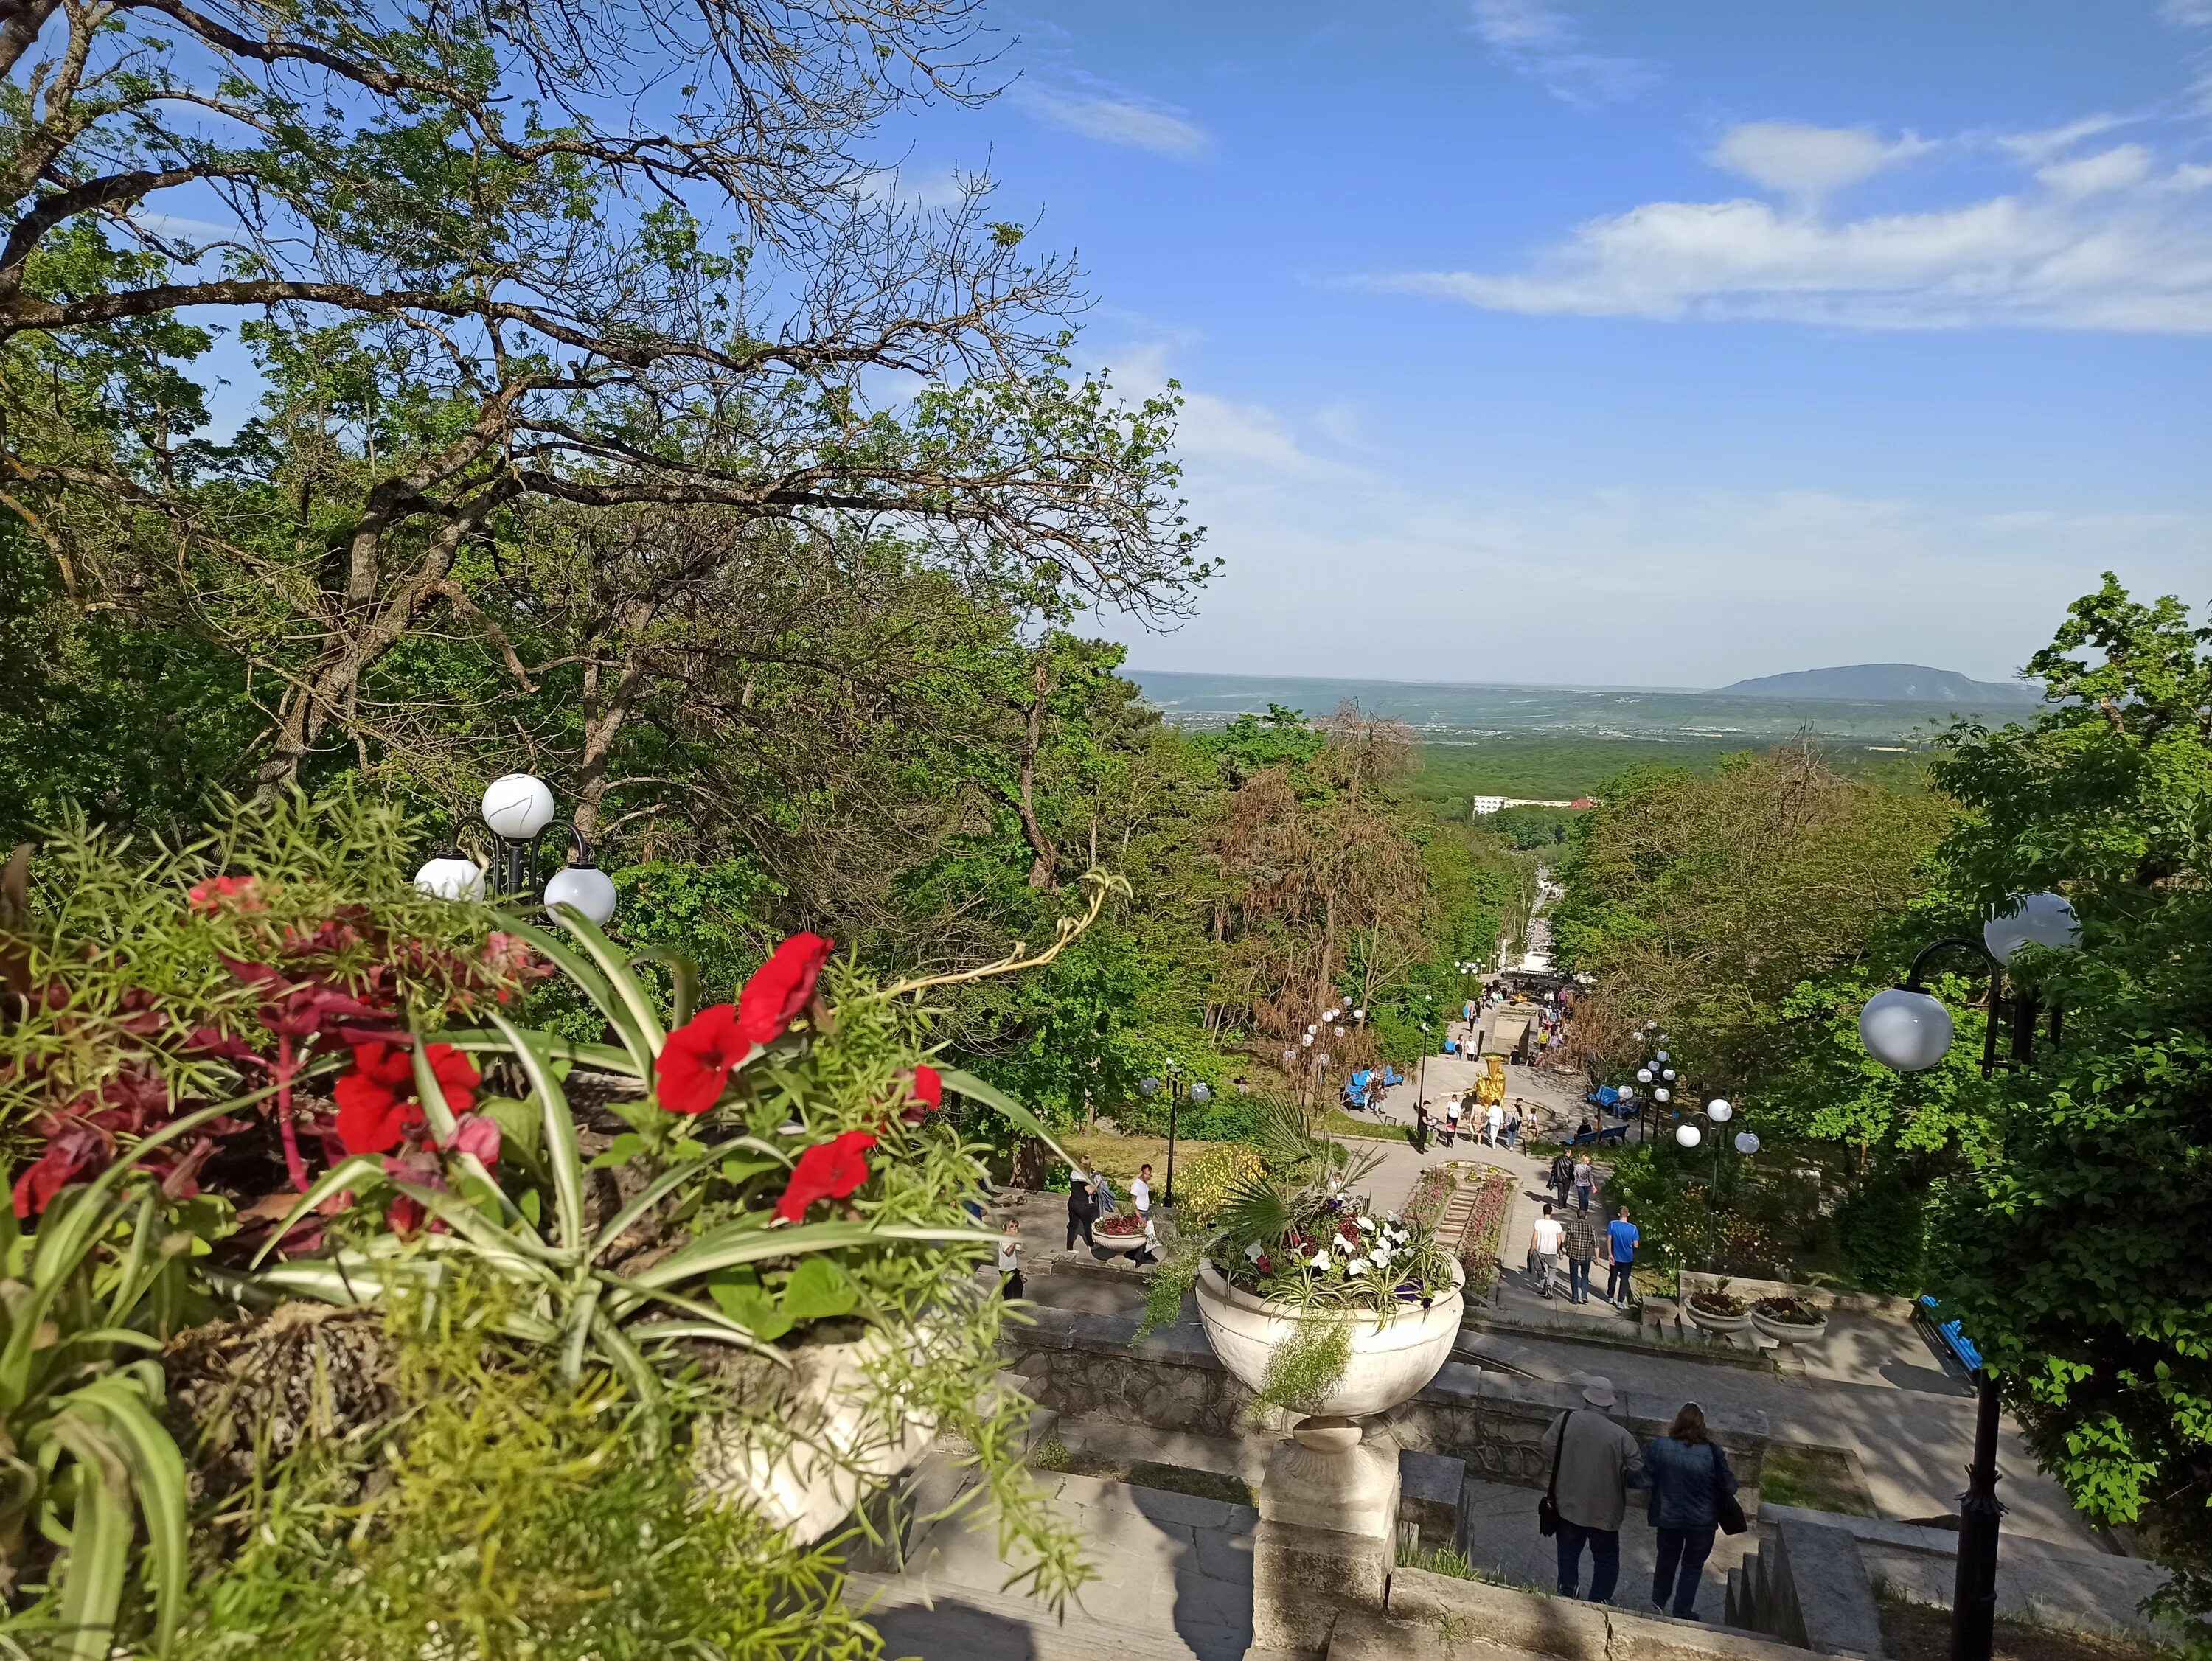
[{"x1": 1643, "y1": 1403, "x2": 1739, "y2": 1619}]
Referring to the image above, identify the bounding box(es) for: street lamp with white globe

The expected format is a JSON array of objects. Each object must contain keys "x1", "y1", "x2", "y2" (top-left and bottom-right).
[
  {"x1": 1857, "y1": 892, "x2": 2081, "y2": 1661},
  {"x1": 1138, "y1": 1062, "x2": 1211, "y2": 1208},
  {"x1": 414, "y1": 772, "x2": 616, "y2": 928}
]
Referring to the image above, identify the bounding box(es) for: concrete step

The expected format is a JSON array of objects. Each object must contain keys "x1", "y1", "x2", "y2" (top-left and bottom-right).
[
  {"x1": 862, "y1": 1469, "x2": 1256, "y2": 1661},
  {"x1": 851, "y1": 1574, "x2": 1240, "y2": 1661}
]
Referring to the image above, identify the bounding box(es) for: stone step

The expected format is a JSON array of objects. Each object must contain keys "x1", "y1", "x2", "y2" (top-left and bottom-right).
[
  {"x1": 865, "y1": 1469, "x2": 1256, "y2": 1660},
  {"x1": 850, "y1": 1574, "x2": 1241, "y2": 1661}
]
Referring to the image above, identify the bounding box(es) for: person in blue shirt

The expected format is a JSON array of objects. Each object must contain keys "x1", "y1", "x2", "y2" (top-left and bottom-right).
[
  {"x1": 1605, "y1": 1207, "x2": 1639, "y2": 1306},
  {"x1": 1642, "y1": 1404, "x2": 1739, "y2": 1620}
]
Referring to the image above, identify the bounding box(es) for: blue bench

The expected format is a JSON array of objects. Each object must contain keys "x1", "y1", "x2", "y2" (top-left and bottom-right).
[{"x1": 1919, "y1": 1295, "x2": 1983, "y2": 1372}]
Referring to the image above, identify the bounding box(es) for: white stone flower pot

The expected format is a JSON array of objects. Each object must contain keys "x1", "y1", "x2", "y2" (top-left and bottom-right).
[
  {"x1": 1750, "y1": 1306, "x2": 1829, "y2": 1345},
  {"x1": 1091, "y1": 1225, "x2": 1149, "y2": 1256},
  {"x1": 1194, "y1": 1256, "x2": 1466, "y2": 1421},
  {"x1": 692, "y1": 1329, "x2": 936, "y2": 1545},
  {"x1": 1683, "y1": 1296, "x2": 1753, "y2": 1337}
]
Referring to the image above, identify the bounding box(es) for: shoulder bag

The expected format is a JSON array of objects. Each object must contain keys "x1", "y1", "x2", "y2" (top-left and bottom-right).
[
  {"x1": 1538, "y1": 1410, "x2": 1573, "y2": 1536},
  {"x1": 1711, "y1": 1442, "x2": 1747, "y2": 1535}
]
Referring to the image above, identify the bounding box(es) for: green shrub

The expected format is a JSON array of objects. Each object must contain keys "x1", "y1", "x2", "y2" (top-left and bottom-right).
[
  {"x1": 1837, "y1": 1177, "x2": 1927, "y2": 1295},
  {"x1": 175, "y1": 1279, "x2": 887, "y2": 1660}
]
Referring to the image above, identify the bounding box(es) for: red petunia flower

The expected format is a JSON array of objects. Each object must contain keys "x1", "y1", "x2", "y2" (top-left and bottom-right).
[
  {"x1": 655, "y1": 1003, "x2": 750, "y2": 1115},
  {"x1": 334, "y1": 1073, "x2": 422, "y2": 1155},
  {"x1": 332, "y1": 1040, "x2": 478, "y2": 1155},
  {"x1": 424, "y1": 1042, "x2": 480, "y2": 1115},
  {"x1": 773, "y1": 1129, "x2": 877, "y2": 1223},
  {"x1": 735, "y1": 933, "x2": 834, "y2": 1045},
  {"x1": 441, "y1": 1112, "x2": 501, "y2": 1165},
  {"x1": 187, "y1": 874, "x2": 265, "y2": 915},
  {"x1": 900, "y1": 1063, "x2": 944, "y2": 1124}
]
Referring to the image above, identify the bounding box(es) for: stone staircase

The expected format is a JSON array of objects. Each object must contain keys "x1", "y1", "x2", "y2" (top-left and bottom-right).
[{"x1": 849, "y1": 1466, "x2": 1256, "y2": 1660}]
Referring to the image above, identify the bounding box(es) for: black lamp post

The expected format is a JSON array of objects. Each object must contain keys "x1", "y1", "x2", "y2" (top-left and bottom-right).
[
  {"x1": 1858, "y1": 893, "x2": 2080, "y2": 1661},
  {"x1": 414, "y1": 771, "x2": 616, "y2": 925},
  {"x1": 1137, "y1": 1062, "x2": 1211, "y2": 1208}
]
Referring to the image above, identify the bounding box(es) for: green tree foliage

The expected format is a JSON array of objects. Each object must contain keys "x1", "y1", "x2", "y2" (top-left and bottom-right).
[
  {"x1": 1921, "y1": 576, "x2": 2212, "y2": 1618},
  {"x1": 1551, "y1": 741, "x2": 1955, "y2": 1099}
]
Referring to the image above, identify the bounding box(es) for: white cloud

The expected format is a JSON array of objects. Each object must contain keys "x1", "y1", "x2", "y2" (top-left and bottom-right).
[
  {"x1": 1353, "y1": 122, "x2": 2212, "y2": 332},
  {"x1": 1467, "y1": 0, "x2": 1655, "y2": 109},
  {"x1": 1705, "y1": 122, "x2": 1934, "y2": 203},
  {"x1": 1997, "y1": 115, "x2": 2134, "y2": 164},
  {"x1": 1011, "y1": 83, "x2": 1209, "y2": 157},
  {"x1": 1106, "y1": 462, "x2": 2212, "y2": 687},
  {"x1": 854, "y1": 165, "x2": 976, "y2": 211},
  {"x1": 2160, "y1": 0, "x2": 2212, "y2": 24},
  {"x1": 2037, "y1": 144, "x2": 2153, "y2": 198}
]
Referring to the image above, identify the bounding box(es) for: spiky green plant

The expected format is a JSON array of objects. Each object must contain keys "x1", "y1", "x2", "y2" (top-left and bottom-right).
[{"x1": 0, "y1": 1104, "x2": 237, "y2": 1659}]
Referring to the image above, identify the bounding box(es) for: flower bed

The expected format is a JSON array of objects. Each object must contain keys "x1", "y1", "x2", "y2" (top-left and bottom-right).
[
  {"x1": 1456, "y1": 1170, "x2": 1514, "y2": 1295},
  {"x1": 1096, "y1": 1211, "x2": 1147, "y2": 1238},
  {"x1": 1403, "y1": 1165, "x2": 1456, "y2": 1232},
  {"x1": 1690, "y1": 1290, "x2": 1747, "y2": 1317}
]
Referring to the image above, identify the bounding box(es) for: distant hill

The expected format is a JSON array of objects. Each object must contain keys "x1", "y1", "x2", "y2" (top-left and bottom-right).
[{"x1": 1713, "y1": 664, "x2": 2041, "y2": 705}]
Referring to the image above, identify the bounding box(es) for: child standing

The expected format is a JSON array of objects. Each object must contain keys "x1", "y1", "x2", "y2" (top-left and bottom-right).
[{"x1": 998, "y1": 1217, "x2": 1025, "y2": 1299}]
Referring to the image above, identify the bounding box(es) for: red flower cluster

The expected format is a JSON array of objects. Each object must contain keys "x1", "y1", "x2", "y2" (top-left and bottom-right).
[
  {"x1": 897, "y1": 1063, "x2": 943, "y2": 1124},
  {"x1": 654, "y1": 933, "x2": 833, "y2": 1115},
  {"x1": 333, "y1": 1040, "x2": 486, "y2": 1158},
  {"x1": 774, "y1": 1129, "x2": 876, "y2": 1222},
  {"x1": 187, "y1": 874, "x2": 265, "y2": 914}
]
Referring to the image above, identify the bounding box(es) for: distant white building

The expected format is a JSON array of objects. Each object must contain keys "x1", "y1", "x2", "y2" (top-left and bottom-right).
[{"x1": 1472, "y1": 795, "x2": 1577, "y2": 818}]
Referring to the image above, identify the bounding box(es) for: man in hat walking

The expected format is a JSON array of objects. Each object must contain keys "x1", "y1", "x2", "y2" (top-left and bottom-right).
[{"x1": 1538, "y1": 1376, "x2": 1646, "y2": 1603}]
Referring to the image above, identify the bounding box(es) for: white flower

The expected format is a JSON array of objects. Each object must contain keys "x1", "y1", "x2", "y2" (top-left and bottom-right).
[
  {"x1": 1310, "y1": 1250, "x2": 1332, "y2": 1271},
  {"x1": 1332, "y1": 1233, "x2": 1352, "y2": 1253},
  {"x1": 1345, "y1": 1258, "x2": 1369, "y2": 1275},
  {"x1": 1356, "y1": 1216, "x2": 1377, "y2": 1233}
]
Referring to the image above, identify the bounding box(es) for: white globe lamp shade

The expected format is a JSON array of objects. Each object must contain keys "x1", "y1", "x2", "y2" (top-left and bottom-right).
[
  {"x1": 1654, "y1": 1087, "x2": 1671, "y2": 1104},
  {"x1": 1316, "y1": 1053, "x2": 1330, "y2": 1066},
  {"x1": 1675, "y1": 1124, "x2": 1702, "y2": 1149},
  {"x1": 1662, "y1": 1068, "x2": 1676, "y2": 1081},
  {"x1": 414, "y1": 854, "x2": 485, "y2": 902},
  {"x1": 1707, "y1": 1098, "x2": 1733, "y2": 1123},
  {"x1": 1655, "y1": 1049, "x2": 1670, "y2": 1064},
  {"x1": 1353, "y1": 1008, "x2": 1366, "y2": 1020},
  {"x1": 544, "y1": 864, "x2": 618, "y2": 927},
  {"x1": 1735, "y1": 1131, "x2": 1761, "y2": 1155},
  {"x1": 1860, "y1": 987, "x2": 1955, "y2": 1072},
  {"x1": 1636, "y1": 1068, "x2": 1653, "y2": 1084},
  {"x1": 481, "y1": 773, "x2": 557, "y2": 839},
  {"x1": 1302, "y1": 1033, "x2": 1313, "y2": 1047},
  {"x1": 1191, "y1": 1083, "x2": 1212, "y2": 1104},
  {"x1": 1983, "y1": 892, "x2": 2081, "y2": 966}
]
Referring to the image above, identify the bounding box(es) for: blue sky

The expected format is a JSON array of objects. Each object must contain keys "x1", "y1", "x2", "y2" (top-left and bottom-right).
[{"x1": 874, "y1": 0, "x2": 2212, "y2": 688}]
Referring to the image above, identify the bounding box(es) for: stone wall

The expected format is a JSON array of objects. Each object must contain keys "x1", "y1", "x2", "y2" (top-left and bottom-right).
[{"x1": 1008, "y1": 1304, "x2": 1768, "y2": 1507}]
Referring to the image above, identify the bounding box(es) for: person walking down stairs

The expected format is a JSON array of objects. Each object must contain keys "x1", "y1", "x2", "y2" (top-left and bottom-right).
[
  {"x1": 1563, "y1": 1204, "x2": 1600, "y2": 1305},
  {"x1": 1540, "y1": 1377, "x2": 1647, "y2": 1604}
]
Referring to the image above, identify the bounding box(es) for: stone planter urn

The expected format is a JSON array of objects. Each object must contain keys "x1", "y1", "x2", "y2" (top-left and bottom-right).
[
  {"x1": 693, "y1": 1330, "x2": 936, "y2": 1546},
  {"x1": 1091, "y1": 1219, "x2": 1150, "y2": 1256},
  {"x1": 1683, "y1": 1292, "x2": 1753, "y2": 1337},
  {"x1": 1194, "y1": 1257, "x2": 1465, "y2": 1653},
  {"x1": 1750, "y1": 1298, "x2": 1829, "y2": 1345},
  {"x1": 1194, "y1": 1257, "x2": 1466, "y2": 1426}
]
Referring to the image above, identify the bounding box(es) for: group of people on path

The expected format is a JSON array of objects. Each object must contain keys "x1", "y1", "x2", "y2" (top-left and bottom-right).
[
  {"x1": 1415, "y1": 1092, "x2": 1521, "y2": 1153},
  {"x1": 1528, "y1": 1202, "x2": 1638, "y2": 1306},
  {"x1": 1058, "y1": 1163, "x2": 1160, "y2": 1263},
  {"x1": 1543, "y1": 1378, "x2": 1742, "y2": 1620}
]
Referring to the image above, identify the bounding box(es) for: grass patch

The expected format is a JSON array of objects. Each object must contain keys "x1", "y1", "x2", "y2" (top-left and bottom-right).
[
  {"x1": 1761, "y1": 1444, "x2": 1876, "y2": 1515},
  {"x1": 1029, "y1": 1441, "x2": 1255, "y2": 1508},
  {"x1": 1318, "y1": 1111, "x2": 1413, "y2": 1143},
  {"x1": 1876, "y1": 1593, "x2": 2178, "y2": 1661},
  {"x1": 1064, "y1": 1132, "x2": 1234, "y2": 1187},
  {"x1": 1397, "y1": 1542, "x2": 1484, "y2": 1580}
]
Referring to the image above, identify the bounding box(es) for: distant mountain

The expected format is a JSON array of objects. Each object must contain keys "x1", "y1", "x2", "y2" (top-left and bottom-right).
[{"x1": 1713, "y1": 664, "x2": 2041, "y2": 706}]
